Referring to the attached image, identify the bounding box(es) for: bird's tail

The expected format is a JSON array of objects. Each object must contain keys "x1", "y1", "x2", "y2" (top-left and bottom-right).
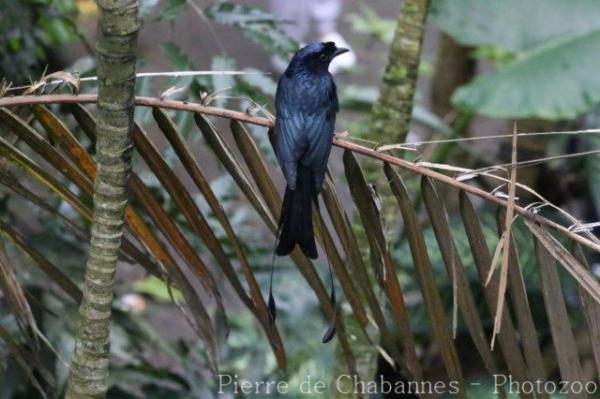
[{"x1": 276, "y1": 166, "x2": 318, "y2": 259}]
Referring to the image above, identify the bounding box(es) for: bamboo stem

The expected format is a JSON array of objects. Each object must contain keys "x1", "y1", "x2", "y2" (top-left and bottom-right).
[{"x1": 65, "y1": 0, "x2": 139, "y2": 397}]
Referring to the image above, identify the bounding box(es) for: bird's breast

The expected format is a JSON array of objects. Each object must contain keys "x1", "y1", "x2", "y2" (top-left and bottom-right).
[{"x1": 279, "y1": 74, "x2": 335, "y2": 114}]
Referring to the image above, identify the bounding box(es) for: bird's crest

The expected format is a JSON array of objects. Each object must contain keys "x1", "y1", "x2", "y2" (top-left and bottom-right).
[{"x1": 322, "y1": 41, "x2": 337, "y2": 54}]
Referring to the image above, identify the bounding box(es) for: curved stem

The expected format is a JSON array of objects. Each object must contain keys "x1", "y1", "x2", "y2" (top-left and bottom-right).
[{"x1": 0, "y1": 94, "x2": 598, "y2": 253}]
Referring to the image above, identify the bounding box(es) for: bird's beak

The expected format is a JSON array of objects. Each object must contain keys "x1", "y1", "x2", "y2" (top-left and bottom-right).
[{"x1": 333, "y1": 47, "x2": 350, "y2": 58}]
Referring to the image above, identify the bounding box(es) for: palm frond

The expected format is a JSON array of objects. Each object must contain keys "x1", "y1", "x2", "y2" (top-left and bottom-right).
[{"x1": 0, "y1": 94, "x2": 599, "y2": 390}]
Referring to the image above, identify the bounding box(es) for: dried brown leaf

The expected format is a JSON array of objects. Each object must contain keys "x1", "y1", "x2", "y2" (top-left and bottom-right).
[
  {"x1": 26, "y1": 104, "x2": 221, "y2": 372},
  {"x1": 196, "y1": 115, "x2": 357, "y2": 374},
  {"x1": 525, "y1": 220, "x2": 600, "y2": 305},
  {"x1": 534, "y1": 238, "x2": 585, "y2": 384},
  {"x1": 153, "y1": 108, "x2": 286, "y2": 368},
  {"x1": 385, "y1": 164, "x2": 464, "y2": 391},
  {"x1": 490, "y1": 123, "x2": 519, "y2": 348},
  {"x1": 459, "y1": 191, "x2": 530, "y2": 386},
  {"x1": 0, "y1": 220, "x2": 82, "y2": 303},
  {"x1": 496, "y1": 209, "x2": 547, "y2": 389},
  {"x1": 343, "y1": 151, "x2": 421, "y2": 380},
  {"x1": 573, "y1": 243, "x2": 600, "y2": 378},
  {"x1": 421, "y1": 177, "x2": 504, "y2": 383}
]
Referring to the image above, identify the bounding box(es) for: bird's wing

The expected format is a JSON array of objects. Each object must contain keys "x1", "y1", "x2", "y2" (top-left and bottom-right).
[
  {"x1": 301, "y1": 107, "x2": 336, "y2": 191},
  {"x1": 274, "y1": 112, "x2": 308, "y2": 190},
  {"x1": 274, "y1": 75, "x2": 338, "y2": 192}
]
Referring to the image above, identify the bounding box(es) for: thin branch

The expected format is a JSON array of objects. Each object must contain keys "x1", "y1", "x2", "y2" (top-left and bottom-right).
[
  {"x1": 474, "y1": 149, "x2": 600, "y2": 171},
  {"x1": 376, "y1": 128, "x2": 600, "y2": 150},
  {"x1": 6, "y1": 71, "x2": 268, "y2": 92}
]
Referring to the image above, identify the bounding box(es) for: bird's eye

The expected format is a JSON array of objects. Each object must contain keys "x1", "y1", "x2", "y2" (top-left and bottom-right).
[{"x1": 319, "y1": 53, "x2": 327, "y2": 61}]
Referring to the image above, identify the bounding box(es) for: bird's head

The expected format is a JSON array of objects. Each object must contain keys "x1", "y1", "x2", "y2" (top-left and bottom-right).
[{"x1": 286, "y1": 42, "x2": 350, "y2": 75}]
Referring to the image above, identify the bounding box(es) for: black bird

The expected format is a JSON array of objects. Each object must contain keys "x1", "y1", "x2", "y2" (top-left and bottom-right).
[
  {"x1": 274, "y1": 41, "x2": 348, "y2": 259},
  {"x1": 268, "y1": 42, "x2": 348, "y2": 342}
]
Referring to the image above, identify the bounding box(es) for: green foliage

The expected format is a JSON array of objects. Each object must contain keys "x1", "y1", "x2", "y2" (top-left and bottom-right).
[
  {"x1": 431, "y1": 0, "x2": 600, "y2": 52},
  {"x1": 157, "y1": 0, "x2": 298, "y2": 58},
  {"x1": 139, "y1": 0, "x2": 161, "y2": 19},
  {"x1": 470, "y1": 45, "x2": 515, "y2": 66},
  {"x1": 0, "y1": 0, "x2": 79, "y2": 83},
  {"x1": 133, "y1": 276, "x2": 184, "y2": 303},
  {"x1": 161, "y1": 42, "x2": 193, "y2": 70},
  {"x1": 431, "y1": 0, "x2": 600, "y2": 119},
  {"x1": 340, "y1": 85, "x2": 453, "y2": 138},
  {"x1": 141, "y1": 0, "x2": 289, "y2": 136},
  {"x1": 205, "y1": 1, "x2": 298, "y2": 58},
  {"x1": 453, "y1": 31, "x2": 600, "y2": 120},
  {"x1": 3, "y1": 1, "x2": 597, "y2": 397},
  {"x1": 160, "y1": 0, "x2": 187, "y2": 21},
  {"x1": 346, "y1": 3, "x2": 396, "y2": 44}
]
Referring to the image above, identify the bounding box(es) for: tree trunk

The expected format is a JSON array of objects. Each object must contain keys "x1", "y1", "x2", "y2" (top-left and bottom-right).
[
  {"x1": 370, "y1": 0, "x2": 430, "y2": 143},
  {"x1": 66, "y1": 1, "x2": 139, "y2": 397},
  {"x1": 356, "y1": 0, "x2": 431, "y2": 243},
  {"x1": 431, "y1": 33, "x2": 475, "y2": 117}
]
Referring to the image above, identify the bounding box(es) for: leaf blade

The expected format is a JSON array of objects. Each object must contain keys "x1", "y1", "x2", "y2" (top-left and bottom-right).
[
  {"x1": 458, "y1": 191, "x2": 530, "y2": 385},
  {"x1": 421, "y1": 177, "x2": 503, "y2": 380},
  {"x1": 343, "y1": 151, "x2": 422, "y2": 380},
  {"x1": 451, "y1": 31, "x2": 600, "y2": 119},
  {"x1": 534, "y1": 237, "x2": 585, "y2": 384},
  {"x1": 385, "y1": 164, "x2": 464, "y2": 390},
  {"x1": 153, "y1": 108, "x2": 286, "y2": 369}
]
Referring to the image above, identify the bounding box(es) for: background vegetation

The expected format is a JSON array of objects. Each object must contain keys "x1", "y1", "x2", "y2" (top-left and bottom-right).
[{"x1": 0, "y1": 0, "x2": 599, "y2": 398}]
